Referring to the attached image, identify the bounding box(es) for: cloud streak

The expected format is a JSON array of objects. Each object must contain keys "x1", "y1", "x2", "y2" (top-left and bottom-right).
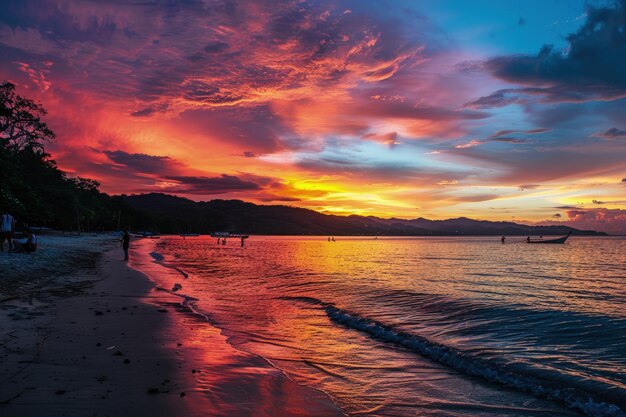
[{"x1": 591, "y1": 127, "x2": 626, "y2": 140}]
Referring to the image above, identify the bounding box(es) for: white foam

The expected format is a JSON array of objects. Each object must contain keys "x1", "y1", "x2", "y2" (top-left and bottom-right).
[{"x1": 325, "y1": 306, "x2": 625, "y2": 417}]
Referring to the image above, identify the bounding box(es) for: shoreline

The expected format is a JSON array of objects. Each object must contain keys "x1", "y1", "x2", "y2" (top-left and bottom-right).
[{"x1": 0, "y1": 238, "x2": 345, "y2": 416}]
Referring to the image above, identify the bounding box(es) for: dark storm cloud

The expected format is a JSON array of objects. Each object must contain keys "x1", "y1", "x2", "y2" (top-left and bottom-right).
[
  {"x1": 160, "y1": 174, "x2": 261, "y2": 195},
  {"x1": 488, "y1": 128, "x2": 550, "y2": 139},
  {"x1": 98, "y1": 149, "x2": 281, "y2": 198},
  {"x1": 103, "y1": 150, "x2": 184, "y2": 174},
  {"x1": 130, "y1": 108, "x2": 157, "y2": 117},
  {"x1": 94, "y1": 149, "x2": 283, "y2": 197},
  {"x1": 473, "y1": 128, "x2": 551, "y2": 145},
  {"x1": 130, "y1": 103, "x2": 169, "y2": 117},
  {"x1": 489, "y1": 137, "x2": 528, "y2": 144},
  {"x1": 203, "y1": 41, "x2": 229, "y2": 54},
  {"x1": 454, "y1": 128, "x2": 551, "y2": 149},
  {"x1": 464, "y1": 89, "x2": 526, "y2": 109},
  {"x1": 466, "y1": 85, "x2": 626, "y2": 109},
  {"x1": 591, "y1": 127, "x2": 626, "y2": 140},
  {"x1": 470, "y1": 0, "x2": 626, "y2": 108},
  {"x1": 181, "y1": 80, "x2": 243, "y2": 104}
]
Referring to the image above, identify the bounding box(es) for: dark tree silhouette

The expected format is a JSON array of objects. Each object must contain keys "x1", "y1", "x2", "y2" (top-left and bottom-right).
[
  {"x1": 0, "y1": 81, "x2": 55, "y2": 151},
  {"x1": 0, "y1": 81, "x2": 119, "y2": 232}
]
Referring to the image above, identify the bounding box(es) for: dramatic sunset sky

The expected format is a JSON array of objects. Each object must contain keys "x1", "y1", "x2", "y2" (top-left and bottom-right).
[{"x1": 1, "y1": 0, "x2": 625, "y2": 232}]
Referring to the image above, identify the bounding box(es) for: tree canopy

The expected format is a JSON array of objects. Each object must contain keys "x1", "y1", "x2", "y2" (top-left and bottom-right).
[
  {"x1": 0, "y1": 81, "x2": 118, "y2": 231},
  {"x1": 0, "y1": 82, "x2": 55, "y2": 151}
]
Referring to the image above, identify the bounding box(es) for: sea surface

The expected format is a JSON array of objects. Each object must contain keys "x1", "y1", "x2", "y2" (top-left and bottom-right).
[{"x1": 132, "y1": 236, "x2": 626, "y2": 417}]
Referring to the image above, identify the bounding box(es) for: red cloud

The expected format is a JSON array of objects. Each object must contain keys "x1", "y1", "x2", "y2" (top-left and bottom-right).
[{"x1": 564, "y1": 208, "x2": 626, "y2": 235}]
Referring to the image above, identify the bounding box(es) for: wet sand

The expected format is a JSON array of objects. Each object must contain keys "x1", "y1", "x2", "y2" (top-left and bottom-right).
[{"x1": 0, "y1": 237, "x2": 344, "y2": 417}]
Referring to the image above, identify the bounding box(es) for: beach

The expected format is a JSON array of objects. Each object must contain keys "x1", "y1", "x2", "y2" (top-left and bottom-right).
[
  {"x1": 2, "y1": 234, "x2": 625, "y2": 417},
  {"x1": 0, "y1": 235, "x2": 344, "y2": 417}
]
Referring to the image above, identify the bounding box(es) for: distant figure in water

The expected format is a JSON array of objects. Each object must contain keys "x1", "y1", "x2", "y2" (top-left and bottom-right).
[
  {"x1": 222, "y1": 238, "x2": 226, "y2": 245},
  {"x1": 331, "y1": 237, "x2": 336, "y2": 242},
  {"x1": 240, "y1": 236, "x2": 247, "y2": 247},
  {"x1": 217, "y1": 237, "x2": 221, "y2": 245},
  {"x1": 527, "y1": 236, "x2": 530, "y2": 243},
  {"x1": 328, "y1": 237, "x2": 331, "y2": 242},
  {"x1": 121, "y1": 230, "x2": 130, "y2": 261},
  {"x1": 501, "y1": 236, "x2": 505, "y2": 244}
]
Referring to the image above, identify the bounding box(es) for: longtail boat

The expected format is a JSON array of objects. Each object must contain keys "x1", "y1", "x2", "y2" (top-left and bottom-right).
[{"x1": 527, "y1": 232, "x2": 571, "y2": 244}]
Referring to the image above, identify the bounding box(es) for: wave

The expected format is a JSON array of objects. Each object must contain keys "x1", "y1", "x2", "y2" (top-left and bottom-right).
[
  {"x1": 323, "y1": 305, "x2": 626, "y2": 417},
  {"x1": 149, "y1": 251, "x2": 188, "y2": 278},
  {"x1": 354, "y1": 287, "x2": 626, "y2": 353},
  {"x1": 278, "y1": 296, "x2": 625, "y2": 417}
]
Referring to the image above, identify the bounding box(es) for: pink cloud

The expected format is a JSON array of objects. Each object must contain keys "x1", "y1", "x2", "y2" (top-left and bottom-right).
[
  {"x1": 15, "y1": 61, "x2": 52, "y2": 92},
  {"x1": 541, "y1": 208, "x2": 626, "y2": 235},
  {"x1": 455, "y1": 139, "x2": 483, "y2": 149},
  {"x1": 565, "y1": 208, "x2": 626, "y2": 235}
]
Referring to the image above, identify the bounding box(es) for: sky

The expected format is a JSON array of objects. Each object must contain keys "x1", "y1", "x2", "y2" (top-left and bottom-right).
[{"x1": 1, "y1": 0, "x2": 625, "y2": 233}]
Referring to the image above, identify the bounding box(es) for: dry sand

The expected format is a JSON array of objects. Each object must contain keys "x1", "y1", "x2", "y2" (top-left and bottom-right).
[{"x1": 0, "y1": 236, "x2": 344, "y2": 417}]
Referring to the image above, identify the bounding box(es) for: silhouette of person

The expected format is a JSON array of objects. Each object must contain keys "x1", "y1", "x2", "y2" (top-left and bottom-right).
[
  {"x1": 501, "y1": 236, "x2": 505, "y2": 244},
  {"x1": 121, "y1": 230, "x2": 130, "y2": 261},
  {"x1": 1, "y1": 212, "x2": 15, "y2": 252},
  {"x1": 13, "y1": 228, "x2": 37, "y2": 253}
]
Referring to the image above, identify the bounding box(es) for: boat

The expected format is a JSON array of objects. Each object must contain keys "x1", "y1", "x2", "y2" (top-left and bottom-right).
[
  {"x1": 210, "y1": 232, "x2": 249, "y2": 238},
  {"x1": 131, "y1": 231, "x2": 161, "y2": 239},
  {"x1": 527, "y1": 232, "x2": 571, "y2": 244}
]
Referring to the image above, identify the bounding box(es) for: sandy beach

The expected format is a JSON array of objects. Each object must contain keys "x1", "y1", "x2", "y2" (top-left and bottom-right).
[{"x1": 0, "y1": 235, "x2": 344, "y2": 417}]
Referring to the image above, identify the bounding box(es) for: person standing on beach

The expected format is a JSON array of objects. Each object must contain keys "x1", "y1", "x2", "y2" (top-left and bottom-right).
[
  {"x1": 1, "y1": 212, "x2": 15, "y2": 252},
  {"x1": 121, "y1": 230, "x2": 130, "y2": 261}
]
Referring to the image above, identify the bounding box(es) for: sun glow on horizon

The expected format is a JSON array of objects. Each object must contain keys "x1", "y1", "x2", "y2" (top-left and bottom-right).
[{"x1": 1, "y1": 0, "x2": 625, "y2": 233}]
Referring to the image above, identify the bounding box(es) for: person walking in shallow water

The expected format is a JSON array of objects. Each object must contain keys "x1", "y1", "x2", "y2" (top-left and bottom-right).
[{"x1": 121, "y1": 230, "x2": 130, "y2": 261}]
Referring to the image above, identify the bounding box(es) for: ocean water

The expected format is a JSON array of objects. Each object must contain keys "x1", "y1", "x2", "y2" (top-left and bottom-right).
[{"x1": 132, "y1": 236, "x2": 626, "y2": 417}]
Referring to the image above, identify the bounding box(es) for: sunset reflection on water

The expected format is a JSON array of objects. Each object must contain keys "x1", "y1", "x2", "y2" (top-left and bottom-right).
[{"x1": 133, "y1": 236, "x2": 626, "y2": 417}]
